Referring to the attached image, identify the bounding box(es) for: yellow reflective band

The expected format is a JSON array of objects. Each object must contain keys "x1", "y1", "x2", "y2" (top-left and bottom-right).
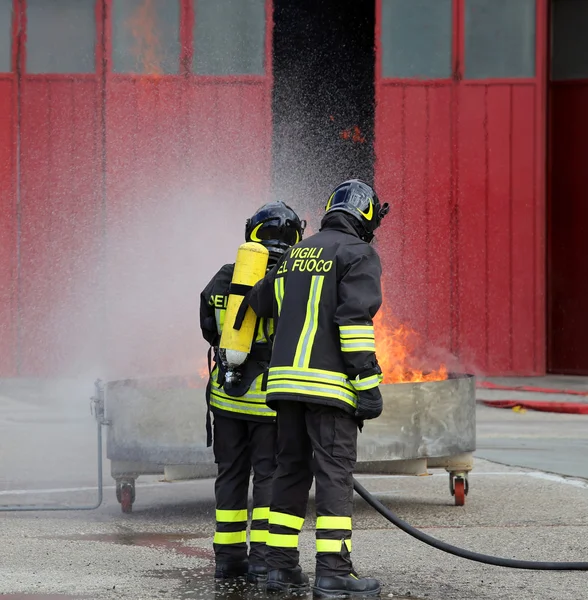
[
  {"x1": 326, "y1": 192, "x2": 335, "y2": 211},
  {"x1": 269, "y1": 367, "x2": 353, "y2": 388},
  {"x1": 275, "y1": 277, "x2": 285, "y2": 316},
  {"x1": 267, "y1": 533, "x2": 299, "y2": 548},
  {"x1": 215, "y1": 308, "x2": 225, "y2": 335},
  {"x1": 250, "y1": 529, "x2": 268, "y2": 543},
  {"x1": 216, "y1": 509, "x2": 247, "y2": 523},
  {"x1": 293, "y1": 275, "x2": 325, "y2": 368},
  {"x1": 249, "y1": 222, "x2": 264, "y2": 242},
  {"x1": 340, "y1": 325, "x2": 374, "y2": 335},
  {"x1": 358, "y1": 200, "x2": 373, "y2": 220},
  {"x1": 342, "y1": 347, "x2": 376, "y2": 353},
  {"x1": 316, "y1": 538, "x2": 352, "y2": 553},
  {"x1": 210, "y1": 395, "x2": 276, "y2": 417},
  {"x1": 341, "y1": 340, "x2": 376, "y2": 352},
  {"x1": 351, "y1": 374, "x2": 380, "y2": 392},
  {"x1": 210, "y1": 376, "x2": 267, "y2": 402},
  {"x1": 269, "y1": 511, "x2": 305, "y2": 530},
  {"x1": 252, "y1": 507, "x2": 270, "y2": 521},
  {"x1": 316, "y1": 516, "x2": 352, "y2": 530},
  {"x1": 267, "y1": 380, "x2": 357, "y2": 407},
  {"x1": 256, "y1": 317, "x2": 275, "y2": 343},
  {"x1": 214, "y1": 531, "x2": 247, "y2": 545}
]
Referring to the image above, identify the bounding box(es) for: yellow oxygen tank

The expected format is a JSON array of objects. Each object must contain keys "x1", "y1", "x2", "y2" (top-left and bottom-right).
[{"x1": 219, "y1": 242, "x2": 269, "y2": 374}]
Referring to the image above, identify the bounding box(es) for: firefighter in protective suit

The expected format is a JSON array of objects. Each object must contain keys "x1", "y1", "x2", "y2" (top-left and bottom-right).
[
  {"x1": 199, "y1": 201, "x2": 305, "y2": 583},
  {"x1": 248, "y1": 180, "x2": 389, "y2": 597}
]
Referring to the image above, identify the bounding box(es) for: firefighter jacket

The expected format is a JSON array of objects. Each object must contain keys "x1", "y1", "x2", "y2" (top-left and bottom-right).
[
  {"x1": 200, "y1": 263, "x2": 276, "y2": 422},
  {"x1": 248, "y1": 213, "x2": 383, "y2": 414}
]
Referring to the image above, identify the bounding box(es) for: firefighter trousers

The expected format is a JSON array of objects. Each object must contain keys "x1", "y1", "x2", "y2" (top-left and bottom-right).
[
  {"x1": 212, "y1": 414, "x2": 277, "y2": 566},
  {"x1": 266, "y1": 400, "x2": 358, "y2": 577}
]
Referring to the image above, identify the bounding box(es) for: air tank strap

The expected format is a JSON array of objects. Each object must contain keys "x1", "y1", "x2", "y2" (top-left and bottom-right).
[
  {"x1": 233, "y1": 288, "x2": 253, "y2": 331},
  {"x1": 205, "y1": 346, "x2": 213, "y2": 447}
]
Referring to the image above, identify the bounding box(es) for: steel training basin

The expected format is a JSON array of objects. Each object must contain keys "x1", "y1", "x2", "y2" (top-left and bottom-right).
[{"x1": 104, "y1": 373, "x2": 475, "y2": 512}]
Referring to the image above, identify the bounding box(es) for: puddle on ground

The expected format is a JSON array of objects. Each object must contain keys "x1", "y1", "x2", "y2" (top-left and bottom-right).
[
  {"x1": 47, "y1": 532, "x2": 213, "y2": 560},
  {"x1": 147, "y1": 568, "x2": 429, "y2": 600},
  {"x1": 0, "y1": 596, "x2": 89, "y2": 599}
]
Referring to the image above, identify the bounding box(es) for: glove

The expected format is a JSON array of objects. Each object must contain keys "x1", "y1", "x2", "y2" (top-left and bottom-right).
[{"x1": 354, "y1": 386, "x2": 383, "y2": 421}]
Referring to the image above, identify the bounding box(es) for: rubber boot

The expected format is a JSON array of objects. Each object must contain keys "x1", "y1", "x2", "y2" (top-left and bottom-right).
[
  {"x1": 266, "y1": 565, "x2": 310, "y2": 593},
  {"x1": 313, "y1": 573, "x2": 381, "y2": 598},
  {"x1": 247, "y1": 563, "x2": 268, "y2": 584},
  {"x1": 214, "y1": 558, "x2": 248, "y2": 580}
]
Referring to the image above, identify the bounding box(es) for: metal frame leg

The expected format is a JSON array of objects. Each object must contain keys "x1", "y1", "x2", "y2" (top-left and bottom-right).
[{"x1": 0, "y1": 380, "x2": 106, "y2": 512}]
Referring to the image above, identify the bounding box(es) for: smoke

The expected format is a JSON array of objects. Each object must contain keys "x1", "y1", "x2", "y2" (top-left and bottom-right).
[{"x1": 16, "y1": 181, "x2": 259, "y2": 382}]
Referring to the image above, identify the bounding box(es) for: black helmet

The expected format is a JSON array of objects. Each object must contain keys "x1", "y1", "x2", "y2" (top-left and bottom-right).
[
  {"x1": 324, "y1": 179, "x2": 389, "y2": 243},
  {"x1": 245, "y1": 201, "x2": 305, "y2": 266}
]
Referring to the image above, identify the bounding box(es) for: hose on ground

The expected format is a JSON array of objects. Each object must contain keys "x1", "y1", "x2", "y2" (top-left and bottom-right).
[{"x1": 353, "y1": 478, "x2": 588, "y2": 571}]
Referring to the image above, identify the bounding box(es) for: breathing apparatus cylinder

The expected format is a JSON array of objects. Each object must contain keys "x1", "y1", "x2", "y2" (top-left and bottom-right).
[{"x1": 219, "y1": 242, "x2": 269, "y2": 387}]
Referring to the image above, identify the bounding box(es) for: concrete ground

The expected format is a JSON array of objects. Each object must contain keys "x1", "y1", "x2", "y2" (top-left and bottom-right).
[{"x1": 0, "y1": 377, "x2": 587, "y2": 600}]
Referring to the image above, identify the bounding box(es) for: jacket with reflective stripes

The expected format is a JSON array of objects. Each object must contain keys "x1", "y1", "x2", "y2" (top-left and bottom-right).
[
  {"x1": 200, "y1": 263, "x2": 276, "y2": 422},
  {"x1": 249, "y1": 214, "x2": 383, "y2": 414}
]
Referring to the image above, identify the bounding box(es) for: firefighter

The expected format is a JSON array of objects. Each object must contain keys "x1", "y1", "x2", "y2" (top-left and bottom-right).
[
  {"x1": 199, "y1": 201, "x2": 306, "y2": 584},
  {"x1": 247, "y1": 180, "x2": 389, "y2": 597}
]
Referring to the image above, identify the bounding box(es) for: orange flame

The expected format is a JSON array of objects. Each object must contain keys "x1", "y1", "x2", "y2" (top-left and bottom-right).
[
  {"x1": 340, "y1": 125, "x2": 366, "y2": 144},
  {"x1": 126, "y1": 0, "x2": 165, "y2": 77},
  {"x1": 198, "y1": 362, "x2": 209, "y2": 380},
  {"x1": 374, "y1": 296, "x2": 447, "y2": 384}
]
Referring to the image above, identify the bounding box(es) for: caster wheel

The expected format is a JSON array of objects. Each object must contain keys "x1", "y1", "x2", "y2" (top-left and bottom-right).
[
  {"x1": 453, "y1": 478, "x2": 466, "y2": 506},
  {"x1": 120, "y1": 486, "x2": 133, "y2": 513},
  {"x1": 116, "y1": 479, "x2": 136, "y2": 514},
  {"x1": 449, "y1": 473, "x2": 469, "y2": 506}
]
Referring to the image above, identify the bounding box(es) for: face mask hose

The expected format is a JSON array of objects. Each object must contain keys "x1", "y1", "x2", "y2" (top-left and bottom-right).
[{"x1": 353, "y1": 479, "x2": 588, "y2": 571}]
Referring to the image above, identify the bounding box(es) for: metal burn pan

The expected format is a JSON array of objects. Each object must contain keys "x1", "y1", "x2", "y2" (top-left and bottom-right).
[{"x1": 105, "y1": 373, "x2": 475, "y2": 511}]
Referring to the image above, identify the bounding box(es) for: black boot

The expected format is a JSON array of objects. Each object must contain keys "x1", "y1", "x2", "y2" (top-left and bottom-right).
[
  {"x1": 313, "y1": 573, "x2": 381, "y2": 598},
  {"x1": 266, "y1": 565, "x2": 310, "y2": 593},
  {"x1": 214, "y1": 558, "x2": 248, "y2": 580},
  {"x1": 247, "y1": 563, "x2": 268, "y2": 584}
]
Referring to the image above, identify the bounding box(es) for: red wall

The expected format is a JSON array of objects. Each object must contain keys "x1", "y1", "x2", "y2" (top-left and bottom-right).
[
  {"x1": 0, "y1": 0, "x2": 273, "y2": 377},
  {"x1": 0, "y1": 1, "x2": 553, "y2": 378},
  {"x1": 104, "y1": 78, "x2": 272, "y2": 376},
  {"x1": 0, "y1": 73, "x2": 17, "y2": 376},
  {"x1": 375, "y1": 0, "x2": 547, "y2": 376},
  {"x1": 19, "y1": 77, "x2": 103, "y2": 376}
]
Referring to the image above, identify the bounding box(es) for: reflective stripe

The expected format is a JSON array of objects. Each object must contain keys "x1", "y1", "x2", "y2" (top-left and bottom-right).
[
  {"x1": 210, "y1": 377, "x2": 267, "y2": 403},
  {"x1": 215, "y1": 308, "x2": 225, "y2": 335},
  {"x1": 267, "y1": 533, "x2": 299, "y2": 548},
  {"x1": 209, "y1": 365, "x2": 275, "y2": 418},
  {"x1": 210, "y1": 395, "x2": 276, "y2": 416},
  {"x1": 351, "y1": 374, "x2": 381, "y2": 391},
  {"x1": 256, "y1": 318, "x2": 275, "y2": 343},
  {"x1": 214, "y1": 531, "x2": 247, "y2": 545},
  {"x1": 340, "y1": 325, "x2": 374, "y2": 336},
  {"x1": 341, "y1": 340, "x2": 376, "y2": 352},
  {"x1": 275, "y1": 277, "x2": 285, "y2": 316},
  {"x1": 267, "y1": 381, "x2": 357, "y2": 407},
  {"x1": 252, "y1": 507, "x2": 270, "y2": 521},
  {"x1": 316, "y1": 538, "x2": 352, "y2": 553},
  {"x1": 216, "y1": 509, "x2": 247, "y2": 523},
  {"x1": 269, "y1": 367, "x2": 352, "y2": 388},
  {"x1": 269, "y1": 511, "x2": 304, "y2": 530},
  {"x1": 250, "y1": 529, "x2": 268, "y2": 543},
  {"x1": 293, "y1": 275, "x2": 324, "y2": 368},
  {"x1": 316, "y1": 516, "x2": 352, "y2": 530}
]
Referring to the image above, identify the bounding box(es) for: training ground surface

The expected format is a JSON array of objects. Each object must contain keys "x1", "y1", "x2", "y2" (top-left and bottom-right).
[{"x1": 0, "y1": 379, "x2": 586, "y2": 600}]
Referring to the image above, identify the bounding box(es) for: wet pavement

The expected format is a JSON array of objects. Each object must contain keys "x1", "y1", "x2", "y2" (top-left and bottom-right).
[{"x1": 0, "y1": 378, "x2": 587, "y2": 599}]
